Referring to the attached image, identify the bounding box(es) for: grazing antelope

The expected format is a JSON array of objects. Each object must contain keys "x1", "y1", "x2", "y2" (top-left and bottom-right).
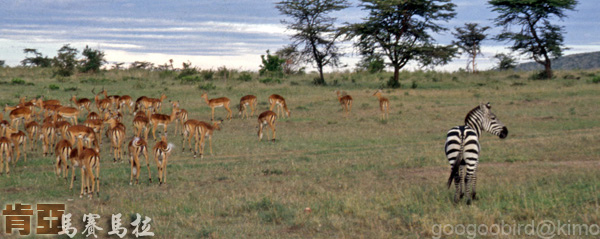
[
  {"x1": 9, "y1": 107, "x2": 32, "y2": 130},
  {"x1": 373, "y1": 90, "x2": 390, "y2": 120},
  {"x1": 150, "y1": 93, "x2": 168, "y2": 113},
  {"x1": 54, "y1": 120, "x2": 72, "y2": 141},
  {"x1": 69, "y1": 138, "x2": 100, "y2": 198},
  {"x1": 41, "y1": 121, "x2": 56, "y2": 157},
  {"x1": 128, "y1": 137, "x2": 151, "y2": 185},
  {"x1": 258, "y1": 111, "x2": 277, "y2": 141},
  {"x1": 71, "y1": 95, "x2": 92, "y2": 112},
  {"x1": 150, "y1": 107, "x2": 178, "y2": 140},
  {"x1": 54, "y1": 139, "x2": 72, "y2": 179},
  {"x1": 132, "y1": 113, "x2": 150, "y2": 140},
  {"x1": 193, "y1": 120, "x2": 222, "y2": 159},
  {"x1": 135, "y1": 96, "x2": 154, "y2": 115},
  {"x1": 100, "y1": 88, "x2": 120, "y2": 109},
  {"x1": 238, "y1": 95, "x2": 257, "y2": 119},
  {"x1": 25, "y1": 120, "x2": 39, "y2": 151},
  {"x1": 0, "y1": 127, "x2": 17, "y2": 176},
  {"x1": 201, "y1": 93, "x2": 232, "y2": 121},
  {"x1": 268, "y1": 94, "x2": 290, "y2": 118},
  {"x1": 171, "y1": 101, "x2": 188, "y2": 135},
  {"x1": 336, "y1": 91, "x2": 353, "y2": 116},
  {"x1": 56, "y1": 106, "x2": 79, "y2": 125},
  {"x1": 86, "y1": 111, "x2": 100, "y2": 120},
  {"x1": 83, "y1": 118, "x2": 105, "y2": 146},
  {"x1": 118, "y1": 95, "x2": 134, "y2": 114},
  {"x1": 105, "y1": 118, "x2": 126, "y2": 162},
  {"x1": 153, "y1": 136, "x2": 173, "y2": 185},
  {"x1": 10, "y1": 130, "x2": 27, "y2": 163}
]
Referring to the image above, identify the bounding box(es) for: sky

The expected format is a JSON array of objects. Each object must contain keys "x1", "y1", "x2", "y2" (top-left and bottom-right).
[{"x1": 0, "y1": 0, "x2": 598, "y2": 72}]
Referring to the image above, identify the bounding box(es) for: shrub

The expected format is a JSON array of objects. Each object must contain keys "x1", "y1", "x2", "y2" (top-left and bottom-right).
[
  {"x1": 260, "y1": 77, "x2": 281, "y2": 84},
  {"x1": 49, "y1": 84, "x2": 60, "y2": 90},
  {"x1": 236, "y1": 72, "x2": 253, "y2": 82},
  {"x1": 591, "y1": 76, "x2": 600, "y2": 84},
  {"x1": 11, "y1": 78, "x2": 25, "y2": 85},
  {"x1": 198, "y1": 82, "x2": 216, "y2": 91},
  {"x1": 180, "y1": 75, "x2": 203, "y2": 84}
]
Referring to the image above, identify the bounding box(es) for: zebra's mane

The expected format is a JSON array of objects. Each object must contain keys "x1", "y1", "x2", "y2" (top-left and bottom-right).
[{"x1": 464, "y1": 105, "x2": 483, "y2": 126}]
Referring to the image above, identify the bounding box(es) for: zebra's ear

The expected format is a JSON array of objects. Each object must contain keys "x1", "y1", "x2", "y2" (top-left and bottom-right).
[{"x1": 479, "y1": 102, "x2": 490, "y2": 114}]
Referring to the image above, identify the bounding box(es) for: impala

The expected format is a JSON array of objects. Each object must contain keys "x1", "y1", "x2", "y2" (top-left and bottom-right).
[
  {"x1": 201, "y1": 93, "x2": 232, "y2": 121},
  {"x1": 66, "y1": 125, "x2": 99, "y2": 150},
  {"x1": 258, "y1": 111, "x2": 277, "y2": 141},
  {"x1": 193, "y1": 120, "x2": 222, "y2": 159},
  {"x1": 10, "y1": 130, "x2": 27, "y2": 163},
  {"x1": 69, "y1": 138, "x2": 100, "y2": 198},
  {"x1": 336, "y1": 91, "x2": 353, "y2": 116},
  {"x1": 54, "y1": 139, "x2": 72, "y2": 179},
  {"x1": 56, "y1": 106, "x2": 79, "y2": 125},
  {"x1": 135, "y1": 96, "x2": 154, "y2": 115},
  {"x1": 181, "y1": 119, "x2": 199, "y2": 153},
  {"x1": 238, "y1": 95, "x2": 257, "y2": 119},
  {"x1": 83, "y1": 118, "x2": 105, "y2": 146},
  {"x1": 71, "y1": 95, "x2": 92, "y2": 112},
  {"x1": 100, "y1": 88, "x2": 120, "y2": 109},
  {"x1": 86, "y1": 111, "x2": 100, "y2": 120},
  {"x1": 171, "y1": 101, "x2": 188, "y2": 135},
  {"x1": 54, "y1": 120, "x2": 72, "y2": 141},
  {"x1": 152, "y1": 136, "x2": 173, "y2": 185},
  {"x1": 150, "y1": 107, "x2": 178, "y2": 140},
  {"x1": 41, "y1": 121, "x2": 56, "y2": 157},
  {"x1": 150, "y1": 93, "x2": 168, "y2": 113},
  {"x1": 9, "y1": 107, "x2": 32, "y2": 130},
  {"x1": 105, "y1": 118, "x2": 126, "y2": 162},
  {"x1": 0, "y1": 127, "x2": 17, "y2": 176},
  {"x1": 128, "y1": 137, "x2": 151, "y2": 185},
  {"x1": 373, "y1": 90, "x2": 390, "y2": 120},
  {"x1": 118, "y1": 95, "x2": 134, "y2": 114},
  {"x1": 25, "y1": 120, "x2": 39, "y2": 151},
  {"x1": 132, "y1": 113, "x2": 150, "y2": 140},
  {"x1": 268, "y1": 94, "x2": 290, "y2": 118},
  {"x1": 93, "y1": 88, "x2": 112, "y2": 112}
]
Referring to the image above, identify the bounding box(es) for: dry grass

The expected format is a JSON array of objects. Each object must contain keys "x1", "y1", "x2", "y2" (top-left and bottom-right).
[{"x1": 0, "y1": 67, "x2": 599, "y2": 238}]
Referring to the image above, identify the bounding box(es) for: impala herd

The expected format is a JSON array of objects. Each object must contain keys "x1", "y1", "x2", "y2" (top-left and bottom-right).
[{"x1": 0, "y1": 88, "x2": 390, "y2": 199}]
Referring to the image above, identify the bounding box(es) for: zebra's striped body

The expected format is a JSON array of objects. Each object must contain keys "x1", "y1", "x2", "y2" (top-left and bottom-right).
[{"x1": 445, "y1": 102, "x2": 508, "y2": 205}]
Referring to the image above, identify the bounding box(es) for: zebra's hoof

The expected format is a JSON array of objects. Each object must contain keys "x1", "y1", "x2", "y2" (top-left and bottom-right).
[{"x1": 466, "y1": 199, "x2": 472, "y2": 205}]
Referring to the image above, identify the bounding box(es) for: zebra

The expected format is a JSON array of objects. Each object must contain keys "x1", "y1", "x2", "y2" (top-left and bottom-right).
[{"x1": 445, "y1": 102, "x2": 508, "y2": 205}]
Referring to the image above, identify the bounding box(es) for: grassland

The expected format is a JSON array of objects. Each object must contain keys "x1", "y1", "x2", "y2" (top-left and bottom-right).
[{"x1": 0, "y1": 67, "x2": 599, "y2": 238}]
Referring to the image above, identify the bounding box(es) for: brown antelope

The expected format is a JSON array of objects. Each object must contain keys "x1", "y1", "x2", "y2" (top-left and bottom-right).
[
  {"x1": 238, "y1": 95, "x2": 257, "y2": 119},
  {"x1": 128, "y1": 137, "x2": 151, "y2": 185},
  {"x1": 135, "y1": 96, "x2": 154, "y2": 115},
  {"x1": 83, "y1": 118, "x2": 105, "y2": 146},
  {"x1": 25, "y1": 120, "x2": 39, "y2": 151},
  {"x1": 171, "y1": 101, "x2": 188, "y2": 135},
  {"x1": 69, "y1": 138, "x2": 100, "y2": 198},
  {"x1": 10, "y1": 130, "x2": 27, "y2": 163},
  {"x1": 93, "y1": 88, "x2": 112, "y2": 112},
  {"x1": 100, "y1": 88, "x2": 120, "y2": 109},
  {"x1": 66, "y1": 125, "x2": 99, "y2": 150},
  {"x1": 86, "y1": 111, "x2": 100, "y2": 120},
  {"x1": 181, "y1": 119, "x2": 200, "y2": 153},
  {"x1": 201, "y1": 93, "x2": 232, "y2": 121},
  {"x1": 336, "y1": 91, "x2": 353, "y2": 116},
  {"x1": 41, "y1": 121, "x2": 56, "y2": 157},
  {"x1": 258, "y1": 111, "x2": 277, "y2": 141},
  {"x1": 268, "y1": 94, "x2": 290, "y2": 118},
  {"x1": 152, "y1": 136, "x2": 173, "y2": 185},
  {"x1": 54, "y1": 139, "x2": 72, "y2": 179},
  {"x1": 150, "y1": 93, "x2": 167, "y2": 113},
  {"x1": 71, "y1": 95, "x2": 92, "y2": 112},
  {"x1": 150, "y1": 107, "x2": 178, "y2": 140},
  {"x1": 105, "y1": 118, "x2": 126, "y2": 162},
  {"x1": 0, "y1": 127, "x2": 17, "y2": 176},
  {"x1": 54, "y1": 120, "x2": 72, "y2": 141},
  {"x1": 56, "y1": 106, "x2": 79, "y2": 125},
  {"x1": 132, "y1": 113, "x2": 150, "y2": 140},
  {"x1": 9, "y1": 107, "x2": 32, "y2": 129},
  {"x1": 118, "y1": 95, "x2": 134, "y2": 114},
  {"x1": 373, "y1": 90, "x2": 390, "y2": 120},
  {"x1": 193, "y1": 120, "x2": 222, "y2": 159}
]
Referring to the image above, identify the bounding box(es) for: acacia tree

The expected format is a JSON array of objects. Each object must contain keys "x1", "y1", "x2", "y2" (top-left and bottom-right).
[
  {"x1": 452, "y1": 23, "x2": 490, "y2": 73},
  {"x1": 489, "y1": 0, "x2": 578, "y2": 79},
  {"x1": 276, "y1": 0, "x2": 349, "y2": 85},
  {"x1": 343, "y1": 0, "x2": 456, "y2": 88},
  {"x1": 21, "y1": 48, "x2": 52, "y2": 67},
  {"x1": 80, "y1": 45, "x2": 106, "y2": 73},
  {"x1": 53, "y1": 44, "x2": 78, "y2": 77}
]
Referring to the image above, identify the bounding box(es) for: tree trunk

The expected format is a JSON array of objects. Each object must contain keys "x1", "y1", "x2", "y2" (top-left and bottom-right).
[
  {"x1": 316, "y1": 64, "x2": 325, "y2": 85},
  {"x1": 386, "y1": 66, "x2": 401, "y2": 88},
  {"x1": 544, "y1": 61, "x2": 552, "y2": 79}
]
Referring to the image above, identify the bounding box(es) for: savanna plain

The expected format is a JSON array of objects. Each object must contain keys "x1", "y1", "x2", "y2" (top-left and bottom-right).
[{"x1": 0, "y1": 68, "x2": 599, "y2": 238}]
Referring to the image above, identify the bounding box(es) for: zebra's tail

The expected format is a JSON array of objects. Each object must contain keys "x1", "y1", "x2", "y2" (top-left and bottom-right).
[{"x1": 447, "y1": 150, "x2": 463, "y2": 189}]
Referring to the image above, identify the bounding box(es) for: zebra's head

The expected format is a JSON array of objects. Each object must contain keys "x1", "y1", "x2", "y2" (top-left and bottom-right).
[{"x1": 466, "y1": 102, "x2": 508, "y2": 139}]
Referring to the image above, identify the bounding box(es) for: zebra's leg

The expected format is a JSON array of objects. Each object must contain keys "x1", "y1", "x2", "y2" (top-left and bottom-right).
[
  {"x1": 471, "y1": 172, "x2": 478, "y2": 200},
  {"x1": 453, "y1": 165, "x2": 462, "y2": 203},
  {"x1": 459, "y1": 165, "x2": 465, "y2": 199},
  {"x1": 465, "y1": 172, "x2": 474, "y2": 205}
]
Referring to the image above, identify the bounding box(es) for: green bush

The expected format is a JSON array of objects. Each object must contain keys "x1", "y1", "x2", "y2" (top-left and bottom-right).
[
  {"x1": 180, "y1": 75, "x2": 203, "y2": 84},
  {"x1": 237, "y1": 72, "x2": 253, "y2": 82},
  {"x1": 591, "y1": 76, "x2": 600, "y2": 84},
  {"x1": 260, "y1": 77, "x2": 281, "y2": 84},
  {"x1": 198, "y1": 82, "x2": 216, "y2": 91},
  {"x1": 49, "y1": 84, "x2": 60, "y2": 90},
  {"x1": 11, "y1": 78, "x2": 25, "y2": 85}
]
